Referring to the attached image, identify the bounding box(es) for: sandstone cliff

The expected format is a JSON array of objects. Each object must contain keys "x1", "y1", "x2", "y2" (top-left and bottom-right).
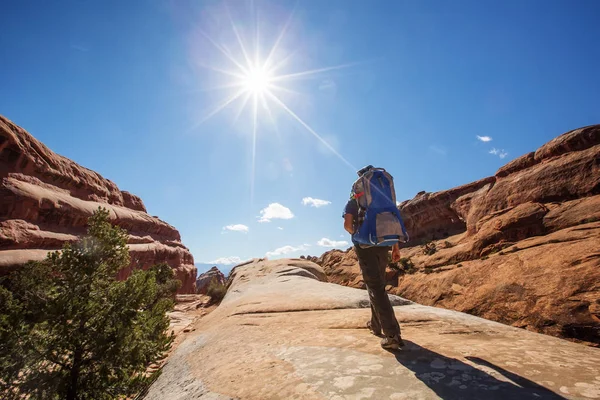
[
  {"x1": 0, "y1": 115, "x2": 196, "y2": 293},
  {"x1": 318, "y1": 125, "x2": 600, "y2": 346},
  {"x1": 145, "y1": 258, "x2": 600, "y2": 399}
]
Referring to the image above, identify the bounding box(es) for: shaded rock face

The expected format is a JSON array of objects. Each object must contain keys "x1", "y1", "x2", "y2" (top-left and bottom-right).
[
  {"x1": 145, "y1": 258, "x2": 600, "y2": 400},
  {"x1": 0, "y1": 115, "x2": 196, "y2": 293},
  {"x1": 195, "y1": 267, "x2": 226, "y2": 295},
  {"x1": 317, "y1": 125, "x2": 600, "y2": 346}
]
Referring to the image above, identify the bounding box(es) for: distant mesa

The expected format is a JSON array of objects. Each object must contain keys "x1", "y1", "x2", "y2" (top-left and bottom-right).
[
  {"x1": 0, "y1": 115, "x2": 197, "y2": 293},
  {"x1": 317, "y1": 124, "x2": 600, "y2": 346},
  {"x1": 195, "y1": 266, "x2": 227, "y2": 295}
]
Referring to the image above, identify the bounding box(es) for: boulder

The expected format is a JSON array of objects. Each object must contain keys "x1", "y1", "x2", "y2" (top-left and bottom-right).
[{"x1": 196, "y1": 267, "x2": 227, "y2": 295}]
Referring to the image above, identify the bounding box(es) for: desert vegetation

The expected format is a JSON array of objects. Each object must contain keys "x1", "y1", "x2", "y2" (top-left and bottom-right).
[{"x1": 0, "y1": 208, "x2": 181, "y2": 399}]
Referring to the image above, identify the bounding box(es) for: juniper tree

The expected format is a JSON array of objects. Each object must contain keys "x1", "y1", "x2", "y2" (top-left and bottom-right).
[{"x1": 0, "y1": 208, "x2": 181, "y2": 399}]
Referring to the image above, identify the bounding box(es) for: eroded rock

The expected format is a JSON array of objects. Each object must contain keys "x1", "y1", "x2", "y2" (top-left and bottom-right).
[
  {"x1": 0, "y1": 115, "x2": 196, "y2": 293},
  {"x1": 196, "y1": 267, "x2": 227, "y2": 294},
  {"x1": 318, "y1": 125, "x2": 600, "y2": 345}
]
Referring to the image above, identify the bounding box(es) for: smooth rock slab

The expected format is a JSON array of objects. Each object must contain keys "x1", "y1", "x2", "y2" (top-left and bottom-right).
[{"x1": 145, "y1": 259, "x2": 600, "y2": 399}]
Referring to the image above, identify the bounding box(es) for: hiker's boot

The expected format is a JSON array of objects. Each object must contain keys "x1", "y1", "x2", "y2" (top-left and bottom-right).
[
  {"x1": 381, "y1": 334, "x2": 404, "y2": 351},
  {"x1": 366, "y1": 321, "x2": 382, "y2": 337}
]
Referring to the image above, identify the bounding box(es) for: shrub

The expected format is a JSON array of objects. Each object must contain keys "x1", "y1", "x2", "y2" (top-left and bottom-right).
[
  {"x1": 206, "y1": 279, "x2": 227, "y2": 304},
  {"x1": 444, "y1": 241, "x2": 454, "y2": 248},
  {"x1": 0, "y1": 208, "x2": 180, "y2": 400},
  {"x1": 422, "y1": 241, "x2": 437, "y2": 256},
  {"x1": 397, "y1": 257, "x2": 416, "y2": 273},
  {"x1": 423, "y1": 266, "x2": 434, "y2": 274},
  {"x1": 481, "y1": 255, "x2": 489, "y2": 260},
  {"x1": 456, "y1": 263, "x2": 463, "y2": 268}
]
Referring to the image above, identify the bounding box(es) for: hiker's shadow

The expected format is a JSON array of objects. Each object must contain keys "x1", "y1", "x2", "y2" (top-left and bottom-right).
[{"x1": 393, "y1": 341, "x2": 565, "y2": 399}]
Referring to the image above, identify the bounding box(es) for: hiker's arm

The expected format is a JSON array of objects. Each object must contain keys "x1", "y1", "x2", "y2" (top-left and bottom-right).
[
  {"x1": 344, "y1": 214, "x2": 355, "y2": 234},
  {"x1": 391, "y1": 242, "x2": 401, "y2": 262}
]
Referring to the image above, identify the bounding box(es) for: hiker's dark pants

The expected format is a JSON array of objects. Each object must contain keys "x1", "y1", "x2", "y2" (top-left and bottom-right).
[{"x1": 355, "y1": 245, "x2": 401, "y2": 337}]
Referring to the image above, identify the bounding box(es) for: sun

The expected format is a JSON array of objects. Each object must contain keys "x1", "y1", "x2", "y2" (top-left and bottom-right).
[
  {"x1": 193, "y1": 5, "x2": 358, "y2": 199},
  {"x1": 241, "y1": 66, "x2": 272, "y2": 95}
]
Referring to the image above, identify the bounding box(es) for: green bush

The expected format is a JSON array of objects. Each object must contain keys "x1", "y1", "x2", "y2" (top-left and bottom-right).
[
  {"x1": 206, "y1": 279, "x2": 227, "y2": 304},
  {"x1": 397, "y1": 257, "x2": 416, "y2": 274},
  {"x1": 443, "y1": 241, "x2": 454, "y2": 248},
  {"x1": 422, "y1": 241, "x2": 437, "y2": 256},
  {"x1": 0, "y1": 208, "x2": 180, "y2": 400}
]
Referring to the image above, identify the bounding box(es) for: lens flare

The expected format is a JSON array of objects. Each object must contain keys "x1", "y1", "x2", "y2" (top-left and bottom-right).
[{"x1": 193, "y1": 4, "x2": 358, "y2": 198}]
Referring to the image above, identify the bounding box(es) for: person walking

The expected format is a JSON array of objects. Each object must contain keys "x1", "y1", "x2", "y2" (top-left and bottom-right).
[{"x1": 342, "y1": 165, "x2": 409, "y2": 350}]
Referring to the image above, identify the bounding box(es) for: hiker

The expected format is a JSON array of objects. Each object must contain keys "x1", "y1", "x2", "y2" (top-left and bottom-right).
[{"x1": 342, "y1": 165, "x2": 409, "y2": 350}]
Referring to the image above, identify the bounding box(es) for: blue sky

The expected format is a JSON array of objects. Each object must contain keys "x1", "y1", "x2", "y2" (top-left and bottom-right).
[{"x1": 2, "y1": 0, "x2": 599, "y2": 271}]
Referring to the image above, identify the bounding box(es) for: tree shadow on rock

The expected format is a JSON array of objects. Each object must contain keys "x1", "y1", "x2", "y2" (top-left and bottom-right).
[{"x1": 393, "y1": 341, "x2": 565, "y2": 400}]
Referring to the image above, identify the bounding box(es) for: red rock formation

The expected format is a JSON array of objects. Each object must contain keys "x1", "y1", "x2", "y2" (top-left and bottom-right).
[
  {"x1": 316, "y1": 124, "x2": 600, "y2": 346},
  {"x1": 195, "y1": 266, "x2": 226, "y2": 295},
  {"x1": 0, "y1": 115, "x2": 196, "y2": 293}
]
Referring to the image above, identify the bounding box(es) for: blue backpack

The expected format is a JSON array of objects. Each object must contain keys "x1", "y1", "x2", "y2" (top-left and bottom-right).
[{"x1": 352, "y1": 167, "x2": 409, "y2": 246}]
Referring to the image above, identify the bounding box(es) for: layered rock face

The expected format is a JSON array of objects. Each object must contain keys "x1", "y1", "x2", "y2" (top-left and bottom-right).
[
  {"x1": 318, "y1": 125, "x2": 600, "y2": 346},
  {"x1": 145, "y1": 258, "x2": 600, "y2": 399},
  {"x1": 195, "y1": 266, "x2": 226, "y2": 294},
  {"x1": 0, "y1": 115, "x2": 196, "y2": 293}
]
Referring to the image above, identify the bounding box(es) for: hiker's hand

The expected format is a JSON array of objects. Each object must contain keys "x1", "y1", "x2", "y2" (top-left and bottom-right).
[{"x1": 392, "y1": 246, "x2": 401, "y2": 262}]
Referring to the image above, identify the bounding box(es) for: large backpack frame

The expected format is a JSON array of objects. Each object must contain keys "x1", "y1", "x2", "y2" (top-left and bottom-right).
[{"x1": 352, "y1": 167, "x2": 409, "y2": 246}]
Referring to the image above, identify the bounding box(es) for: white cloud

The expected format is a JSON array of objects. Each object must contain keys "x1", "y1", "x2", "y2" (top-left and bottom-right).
[
  {"x1": 319, "y1": 79, "x2": 336, "y2": 91},
  {"x1": 277, "y1": 227, "x2": 284, "y2": 230},
  {"x1": 223, "y1": 224, "x2": 249, "y2": 233},
  {"x1": 489, "y1": 148, "x2": 508, "y2": 159},
  {"x1": 477, "y1": 135, "x2": 493, "y2": 142},
  {"x1": 70, "y1": 43, "x2": 89, "y2": 52},
  {"x1": 317, "y1": 238, "x2": 349, "y2": 248},
  {"x1": 265, "y1": 244, "x2": 310, "y2": 258},
  {"x1": 258, "y1": 203, "x2": 294, "y2": 223},
  {"x1": 206, "y1": 256, "x2": 243, "y2": 265},
  {"x1": 302, "y1": 197, "x2": 331, "y2": 208},
  {"x1": 428, "y1": 145, "x2": 447, "y2": 155}
]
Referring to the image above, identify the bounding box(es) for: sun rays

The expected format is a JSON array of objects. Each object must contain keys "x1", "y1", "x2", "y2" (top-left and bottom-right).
[{"x1": 193, "y1": 3, "x2": 357, "y2": 198}]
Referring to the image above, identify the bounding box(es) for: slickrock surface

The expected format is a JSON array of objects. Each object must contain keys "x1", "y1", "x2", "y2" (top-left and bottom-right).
[
  {"x1": 0, "y1": 115, "x2": 196, "y2": 292},
  {"x1": 168, "y1": 295, "x2": 214, "y2": 338},
  {"x1": 145, "y1": 259, "x2": 600, "y2": 400},
  {"x1": 318, "y1": 125, "x2": 600, "y2": 345}
]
